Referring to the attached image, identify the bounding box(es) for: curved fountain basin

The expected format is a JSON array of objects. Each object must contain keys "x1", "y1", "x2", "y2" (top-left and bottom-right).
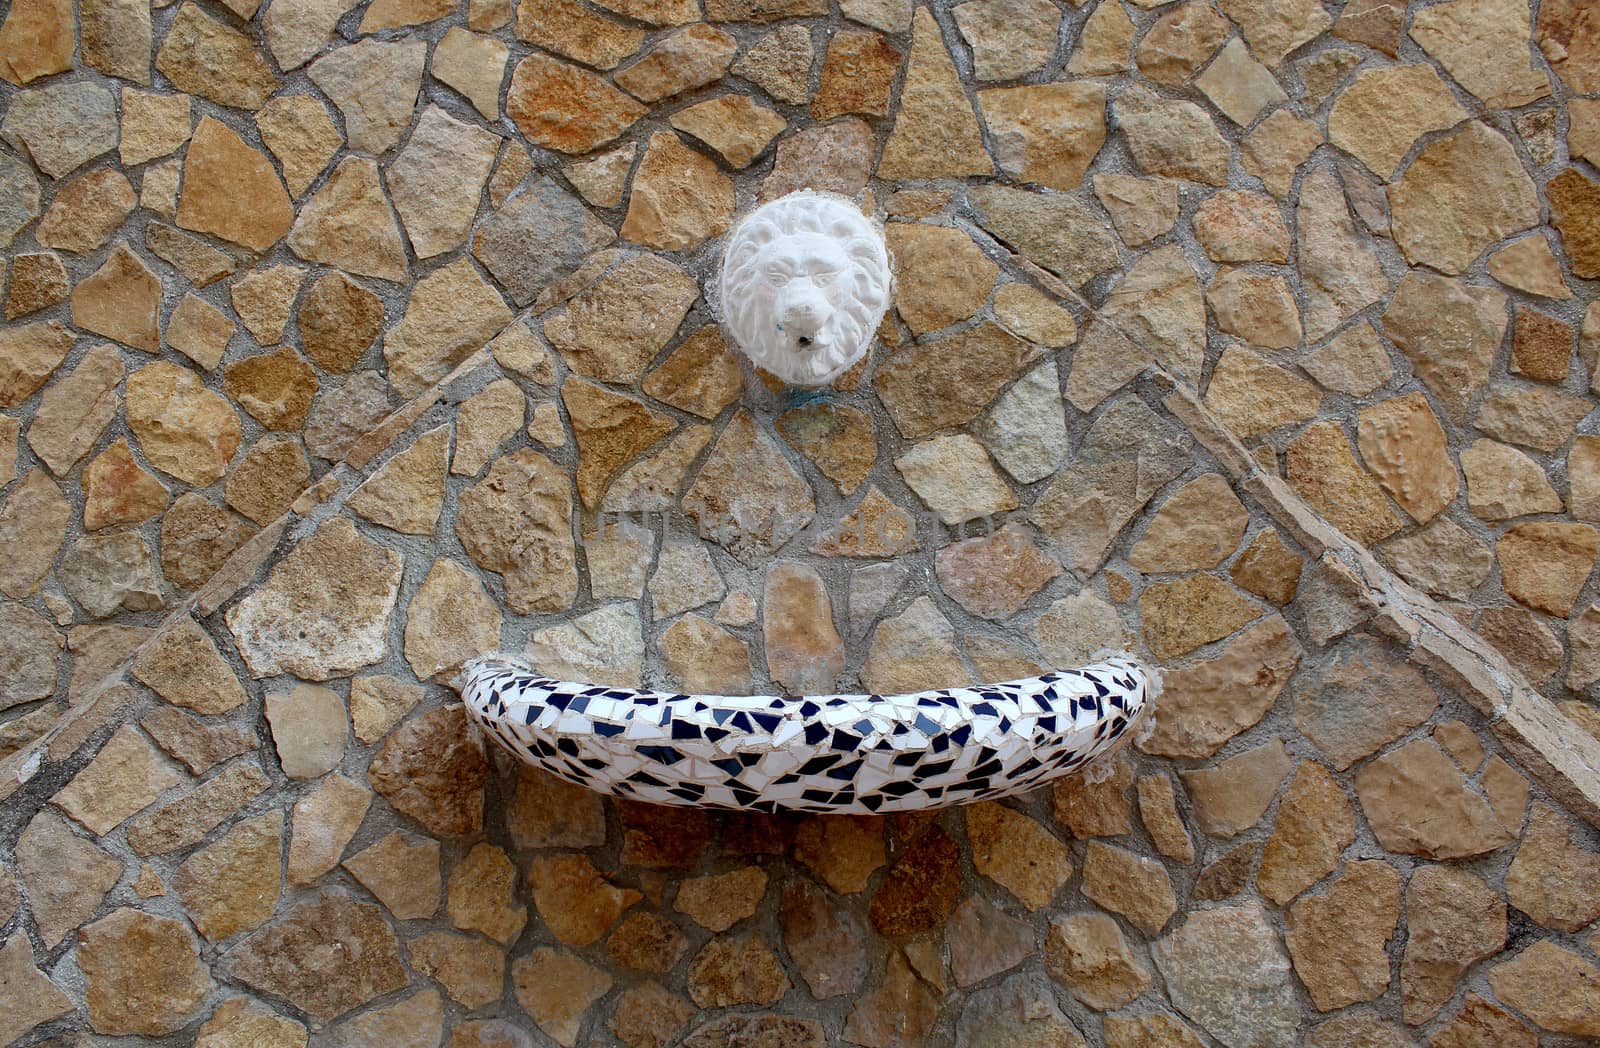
[{"x1": 460, "y1": 655, "x2": 1157, "y2": 814}]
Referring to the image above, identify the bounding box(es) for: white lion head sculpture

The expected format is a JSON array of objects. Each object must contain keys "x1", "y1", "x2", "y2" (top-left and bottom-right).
[{"x1": 717, "y1": 191, "x2": 892, "y2": 387}]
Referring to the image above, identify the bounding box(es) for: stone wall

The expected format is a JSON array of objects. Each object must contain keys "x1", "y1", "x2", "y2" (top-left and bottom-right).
[{"x1": 1, "y1": 0, "x2": 1600, "y2": 1045}]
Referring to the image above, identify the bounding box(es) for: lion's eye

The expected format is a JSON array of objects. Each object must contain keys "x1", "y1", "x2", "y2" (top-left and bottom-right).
[
  {"x1": 813, "y1": 270, "x2": 837, "y2": 286},
  {"x1": 766, "y1": 271, "x2": 791, "y2": 287}
]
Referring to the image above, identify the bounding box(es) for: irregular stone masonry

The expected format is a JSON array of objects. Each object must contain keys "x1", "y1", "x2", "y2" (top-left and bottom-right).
[{"x1": 2, "y1": 0, "x2": 1600, "y2": 1045}]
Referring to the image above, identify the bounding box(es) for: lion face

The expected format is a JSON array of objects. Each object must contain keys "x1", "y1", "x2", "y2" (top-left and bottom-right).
[{"x1": 719, "y1": 192, "x2": 891, "y2": 387}]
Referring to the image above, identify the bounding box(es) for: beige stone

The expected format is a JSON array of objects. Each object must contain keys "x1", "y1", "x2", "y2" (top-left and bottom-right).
[
  {"x1": 979, "y1": 83, "x2": 1106, "y2": 191},
  {"x1": 514, "y1": 0, "x2": 640, "y2": 68},
  {"x1": 369, "y1": 706, "x2": 488, "y2": 837},
  {"x1": 1355, "y1": 739, "x2": 1516, "y2": 859},
  {"x1": 992, "y1": 282, "x2": 1078, "y2": 347},
  {"x1": 71, "y1": 244, "x2": 161, "y2": 352},
  {"x1": 348, "y1": 675, "x2": 422, "y2": 746},
  {"x1": 621, "y1": 130, "x2": 735, "y2": 251},
  {"x1": 1181, "y1": 739, "x2": 1294, "y2": 838},
  {"x1": 5, "y1": 251, "x2": 68, "y2": 319},
  {"x1": 1299, "y1": 166, "x2": 1389, "y2": 341},
  {"x1": 0, "y1": 469, "x2": 68, "y2": 599},
  {"x1": 176, "y1": 117, "x2": 293, "y2": 254},
  {"x1": 1402, "y1": 867, "x2": 1506, "y2": 1025},
  {"x1": 969, "y1": 183, "x2": 1119, "y2": 288},
  {"x1": 682, "y1": 410, "x2": 816, "y2": 556},
  {"x1": 1392, "y1": 122, "x2": 1540, "y2": 275},
  {"x1": 358, "y1": 0, "x2": 451, "y2": 30},
  {"x1": 129, "y1": 616, "x2": 245, "y2": 717},
  {"x1": 732, "y1": 24, "x2": 813, "y2": 104},
  {"x1": 1490, "y1": 235, "x2": 1571, "y2": 300},
  {"x1": 1413, "y1": 0, "x2": 1549, "y2": 109},
  {"x1": 265, "y1": 684, "x2": 346, "y2": 780},
  {"x1": 25, "y1": 344, "x2": 122, "y2": 479},
  {"x1": 861, "y1": 596, "x2": 969, "y2": 694},
  {"x1": 157, "y1": 4, "x2": 278, "y2": 108},
  {"x1": 674, "y1": 867, "x2": 766, "y2": 933},
  {"x1": 349, "y1": 425, "x2": 447, "y2": 536},
  {"x1": 325, "y1": 990, "x2": 443, "y2": 1048},
  {"x1": 775, "y1": 401, "x2": 874, "y2": 494},
  {"x1": 1136, "y1": 1, "x2": 1229, "y2": 84},
  {"x1": 81, "y1": 908, "x2": 214, "y2": 1035},
  {"x1": 545, "y1": 254, "x2": 698, "y2": 384},
  {"x1": 1130, "y1": 473, "x2": 1249, "y2": 573},
  {"x1": 385, "y1": 258, "x2": 511, "y2": 395},
  {"x1": 407, "y1": 933, "x2": 504, "y2": 1010},
  {"x1": 965, "y1": 801, "x2": 1073, "y2": 910},
  {"x1": 810, "y1": 28, "x2": 901, "y2": 120},
  {"x1": 0, "y1": 0, "x2": 74, "y2": 85},
  {"x1": 1151, "y1": 903, "x2": 1300, "y2": 1048},
  {"x1": 1197, "y1": 37, "x2": 1288, "y2": 125},
  {"x1": 225, "y1": 435, "x2": 310, "y2": 525},
  {"x1": 386, "y1": 106, "x2": 499, "y2": 261},
  {"x1": 286, "y1": 773, "x2": 369, "y2": 886},
  {"x1": 127, "y1": 759, "x2": 271, "y2": 857},
  {"x1": 1254, "y1": 758, "x2": 1356, "y2": 908},
  {"x1": 894, "y1": 434, "x2": 1017, "y2": 526},
  {"x1": 877, "y1": 9, "x2": 992, "y2": 180},
  {"x1": 1143, "y1": 616, "x2": 1302, "y2": 758},
  {"x1": 885, "y1": 223, "x2": 999, "y2": 336},
  {"x1": 1068, "y1": 0, "x2": 1136, "y2": 75},
  {"x1": 174, "y1": 812, "x2": 284, "y2": 942},
  {"x1": 53, "y1": 724, "x2": 182, "y2": 835},
  {"x1": 195, "y1": 997, "x2": 308, "y2": 1048},
  {"x1": 1475, "y1": 383, "x2": 1591, "y2": 453},
  {"x1": 1355, "y1": 392, "x2": 1457, "y2": 523},
  {"x1": 1461, "y1": 439, "x2": 1559, "y2": 520},
  {"x1": 299, "y1": 274, "x2": 385, "y2": 375},
  {"x1": 1082, "y1": 840, "x2": 1176, "y2": 935},
  {"x1": 1141, "y1": 574, "x2": 1259, "y2": 659},
  {"x1": 1498, "y1": 522, "x2": 1598, "y2": 617},
  {"x1": 1284, "y1": 860, "x2": 1400, "y2": 1011},
  {"x1": 563, "y1": 379, "x2": 675, "y2": 511},
  {"x1": 1286, "y1": 420, "x2": 1403, "y2": 545},
  {"x1": 1242, "y1": 109, "x2": 1322, "y2": 199},
  {"x1": 513, "y1": 949, "x2": 613, "y2": 1047},
  {"x1": 307, "y1": 39, "x2": 424, "y2": 155},
  {"x1": 935, "y1": 523, "x2": 1059, "y2": 620},
  {"x1": 661, "y1": 614, "x2": 753, "y2": 694},
  {"x1": 38, "y1": 168, "x2": 134, "y2": 254},
  {"x1": 445, "y1": 843, "x2": 526, "y2": 945},
  {"x1": 527, "y1": 604, "x2": 644, "y2": 687},
  {"x1": 1431, "y1": 994, "x2": 1538, "y2": 1048},
  {"x1": 1220, "y1": 0, "x2": 1330, "y2": 66},
  {"x1": 1293, "y1": 634, "x2": 1438, "y2": 771},
  {"x1": 1507, "y1": 803, "x2": 1600, "y2": 932},
  {"x1": 1045, "y1": 912, "x2": 1151, "y2": 1011},
  {"x1": 452, "y1": 379, "x2": 525, "y2": 478},
  {"x1": 288, "y1": 157, "x2": 409, "y2": 285},
  {"x1": 507, "y1": 52, "x2": 646, "y2": 155},
  {"x1": 224, "y1": 893, "x2": 407, "y2": 1024},
  {"x1": 1194, "y1": 190, "x2": 1289, "y2": 263},
  {"x1": 757, "y1": 562, "x2": 841, "y2": 692},
  {"x1": 255, "y1": 94, "x2": 342, "y2": 198},
  {"x1": 876, "y1": 322, "x2": 1035, "y2": 438},
  {"x1": 670, "y1": 95, "x2": 785, "y2": 168},
  {"x1": 226, "y1": 517, "x2": 403, "y2": 680},
  {"x1": 431, "y1": 28, "x2": 507, "y2": 121},
  {"x1": 1488, "y1": 942, "x2": 1600, "y2": 1037},
  {"x1": 1103, "y1": 245, "x2": 1205, "y2": 382},
  {"x1": 16, "y1": 810, "x2": 122, "y2": 948},
  {"x1": 343, "y1": 832, "x2": 440, "y2": 920},
  {"x1": 1328, "y1": 66, "x2": 1466, "y2": 179},
  {"x1": 1207, "y1": 270, "x2": 1302, "y2": 350}
]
